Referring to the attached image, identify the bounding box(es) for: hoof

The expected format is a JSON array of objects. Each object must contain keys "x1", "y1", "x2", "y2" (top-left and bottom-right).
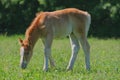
[
  {"x1": 66, "y1": 67, "x2": 73, "y2": 71},
  {"x1": 43, "y1": 68, "x2": 49, "y2": 72},
  {"x1": 86, "y1": 68, "x2": 90, "y2": 71}
]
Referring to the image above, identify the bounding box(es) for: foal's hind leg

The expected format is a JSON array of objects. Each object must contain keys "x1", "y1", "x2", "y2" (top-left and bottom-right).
[
  {"x1": 79, "y1": 36, "x2": 90, "y2": 70},
  {"x1": 67, "y1": 33, "x2": 80, "y2": 70}
]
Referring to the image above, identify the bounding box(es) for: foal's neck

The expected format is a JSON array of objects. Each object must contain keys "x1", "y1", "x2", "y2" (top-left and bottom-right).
[
  {"x1": 24, "y1": 14, "x2": 43, "y2": 49},
  {"x1": 25, "y1": 27, "x2": 40, "y2": 49}
]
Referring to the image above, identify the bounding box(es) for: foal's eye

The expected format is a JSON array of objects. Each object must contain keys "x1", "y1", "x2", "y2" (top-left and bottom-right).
[
  {"x1": 25, "y1": 51, "x2": 30, "y2": 56},
  {"x1": 25, "y1": 52, "x2": 29, "y2": 55}
]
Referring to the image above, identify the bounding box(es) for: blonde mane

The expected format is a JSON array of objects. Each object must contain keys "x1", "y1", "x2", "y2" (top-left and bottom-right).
[
  {"x1": 26, "y1": 15, "x2": 41, "y2": 38},
  {"x1": 24, "y1": 12, "x2": 46, "y2": 43}
]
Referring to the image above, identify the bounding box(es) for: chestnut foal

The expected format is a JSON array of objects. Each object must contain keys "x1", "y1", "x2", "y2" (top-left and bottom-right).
[{"x1": 19, "y1": 8, "x2": 91, "y2": 71}]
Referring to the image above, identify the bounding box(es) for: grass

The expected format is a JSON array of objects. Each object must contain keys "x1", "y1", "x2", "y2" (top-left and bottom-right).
[{"x1": 0, "y1": 35, "x2": 120, "y2": 80}]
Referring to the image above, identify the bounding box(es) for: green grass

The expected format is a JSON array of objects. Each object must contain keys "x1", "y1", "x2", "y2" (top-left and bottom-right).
[{"x1": 0, "y1": 35, "x2": 120, "y2": 80}]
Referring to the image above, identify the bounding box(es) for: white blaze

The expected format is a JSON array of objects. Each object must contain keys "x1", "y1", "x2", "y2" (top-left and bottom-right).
[{"x1": 20, "y1": 47, "x2": 24, "y2": 64}]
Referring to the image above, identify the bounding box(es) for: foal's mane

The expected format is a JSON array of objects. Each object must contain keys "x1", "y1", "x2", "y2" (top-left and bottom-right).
[
  {"x1": 25, "y1": 12, "x2": 46, "y2": 41},
  {"x1": 26, "y1": 14, "x2": 40, "y2": 36}
]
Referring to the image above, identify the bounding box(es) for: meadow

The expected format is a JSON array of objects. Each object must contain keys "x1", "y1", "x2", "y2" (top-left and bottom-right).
[{"x1": 0, "y1": 35, "x2": 120, "y2": 80}]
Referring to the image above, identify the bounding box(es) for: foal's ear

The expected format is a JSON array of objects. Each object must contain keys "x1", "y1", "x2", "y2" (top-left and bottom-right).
[
  {"x1": 19, "y1": 38, "x2": 23, "y2": 46},
  {"x1": 35, "y1": 11, "x2": 43, "y2": 16}
]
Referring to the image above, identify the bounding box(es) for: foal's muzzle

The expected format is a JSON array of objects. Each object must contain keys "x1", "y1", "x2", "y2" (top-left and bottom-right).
[{"x1": 20, "y1": 62, "x2": 27, "y2": 69}]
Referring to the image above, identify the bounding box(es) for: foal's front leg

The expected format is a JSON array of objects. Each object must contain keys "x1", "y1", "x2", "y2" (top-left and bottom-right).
[
  {"x1": 42, "y1": 34, "x2": 55, "y2": 71},
  {"x1": 43, "y1": 47, "x2": 50, "y2": 71},
  {"x1": 43, "y1": 47, "x2": 55, "y2": 71}
]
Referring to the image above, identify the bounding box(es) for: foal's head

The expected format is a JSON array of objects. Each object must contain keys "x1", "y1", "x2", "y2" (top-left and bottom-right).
[{"x1": 19, "y1": 38, "x2": 33, "y2": 69}]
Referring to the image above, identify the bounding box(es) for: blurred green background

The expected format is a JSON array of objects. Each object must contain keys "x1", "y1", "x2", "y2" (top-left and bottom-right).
[{"x1": 0, "y1": 0, "x2": 120, "y2": 38}]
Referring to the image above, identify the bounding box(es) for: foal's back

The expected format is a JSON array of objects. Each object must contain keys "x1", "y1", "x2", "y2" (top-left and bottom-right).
[{"x1": 38, "y1": 8, "x2": 90, "y2": 38}]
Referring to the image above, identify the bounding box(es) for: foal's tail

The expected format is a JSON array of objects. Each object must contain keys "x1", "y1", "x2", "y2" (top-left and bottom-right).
[{"x1": 85, "y1": 13, "x2": 91, "y2": 37}]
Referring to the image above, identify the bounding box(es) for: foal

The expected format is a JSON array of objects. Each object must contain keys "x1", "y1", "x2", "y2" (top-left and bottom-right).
[{"x1": 19, "y1": 8, "x2": 91, "y2": 71}]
